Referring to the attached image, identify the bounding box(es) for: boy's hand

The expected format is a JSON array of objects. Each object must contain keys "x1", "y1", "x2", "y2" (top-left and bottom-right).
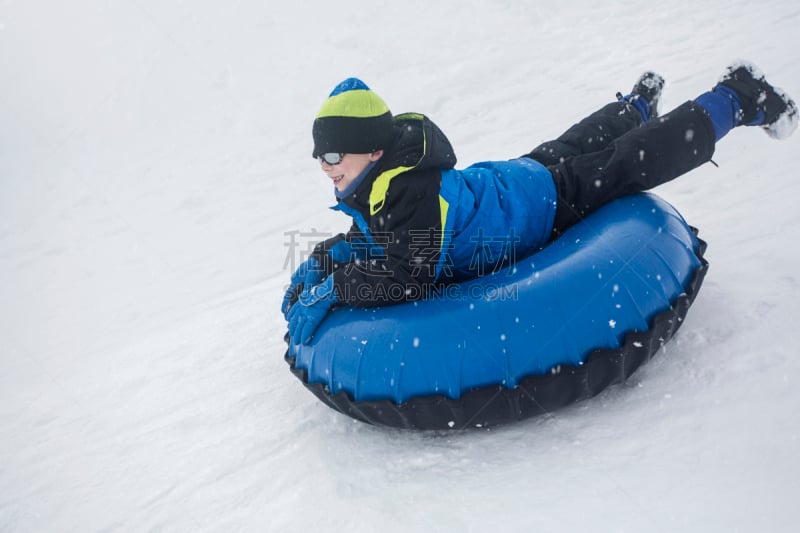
[
  {"x1": 286, "y1": 276, "x2": 339, "y2": 345},
  {"x1": 281, "y1": 257, "x2": 325, "y2": 319}
]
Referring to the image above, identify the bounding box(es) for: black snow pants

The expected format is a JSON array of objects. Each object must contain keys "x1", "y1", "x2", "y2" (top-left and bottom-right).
[{"x1": 522, "y1": 100, "x2": 717, "y2": 238}]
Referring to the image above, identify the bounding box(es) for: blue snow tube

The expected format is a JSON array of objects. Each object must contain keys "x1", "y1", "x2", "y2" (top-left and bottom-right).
[{"x1": 284, "y1": 193, "x2": 708, "y2": 429}]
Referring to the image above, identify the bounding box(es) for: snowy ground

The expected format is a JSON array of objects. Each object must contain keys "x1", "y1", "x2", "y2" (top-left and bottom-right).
[{"x1": 2, "y1": 0, "x2": 799, "y2": 531}]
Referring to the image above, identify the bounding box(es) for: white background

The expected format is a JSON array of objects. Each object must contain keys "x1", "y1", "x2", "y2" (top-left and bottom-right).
[{"x1": 2, "y1": 1, "x2": 799, "y2": 531}]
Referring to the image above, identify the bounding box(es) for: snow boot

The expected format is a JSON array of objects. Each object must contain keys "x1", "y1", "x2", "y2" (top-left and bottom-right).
[
  {"x1": 617, "y1": 71, "x2": 665, "y2": 122},
  {"x1": 716, "y1": 60, "x2": 798, "y2": 139}
]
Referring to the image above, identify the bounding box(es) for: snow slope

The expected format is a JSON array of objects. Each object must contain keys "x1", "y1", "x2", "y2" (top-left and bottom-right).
[{"x1": 2, "y1": 0, "x2": 799, "y2": 531}]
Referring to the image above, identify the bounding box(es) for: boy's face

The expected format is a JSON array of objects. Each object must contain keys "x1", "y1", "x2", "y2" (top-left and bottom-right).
[{"x1": 321, "y1": 151, "x2": 383, "y2": 193}]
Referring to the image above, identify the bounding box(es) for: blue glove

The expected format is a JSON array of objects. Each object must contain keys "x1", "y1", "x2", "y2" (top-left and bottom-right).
[
  {"x1": 281, "y1": 257, "x2": 325, "y2": 319},
  {"x1": 287, "y1": 275, "x2": 339, "y2": 345}
]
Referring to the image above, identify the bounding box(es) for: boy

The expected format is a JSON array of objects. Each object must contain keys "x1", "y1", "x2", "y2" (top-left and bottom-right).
[{"x1": 284, "y1": 61, "x2": 797, "y2": 345}]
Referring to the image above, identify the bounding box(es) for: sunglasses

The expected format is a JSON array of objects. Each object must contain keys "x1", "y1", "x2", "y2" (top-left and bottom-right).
[{"x1": 317, "y1": 153, "x2": 345, "y2": 165}]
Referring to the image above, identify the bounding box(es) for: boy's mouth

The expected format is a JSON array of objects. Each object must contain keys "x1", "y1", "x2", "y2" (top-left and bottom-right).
[{"x1": 331, "y1": 174, "x2": 344, "y2": 185}]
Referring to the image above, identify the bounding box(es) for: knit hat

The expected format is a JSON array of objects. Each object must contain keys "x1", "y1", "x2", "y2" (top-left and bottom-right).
[{"x1": 312, "y1": 78, "x2": 395, "y2": 158}]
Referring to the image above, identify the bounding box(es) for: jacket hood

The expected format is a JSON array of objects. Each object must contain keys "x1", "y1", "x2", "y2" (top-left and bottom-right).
[{"x1": 382, "y1": 113, "x2": 457, "y2": 173}]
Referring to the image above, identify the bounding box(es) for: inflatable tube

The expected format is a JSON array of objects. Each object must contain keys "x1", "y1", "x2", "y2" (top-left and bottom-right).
[{"x1": 284, "y1": 193, "x2": 708, "y2": 430}]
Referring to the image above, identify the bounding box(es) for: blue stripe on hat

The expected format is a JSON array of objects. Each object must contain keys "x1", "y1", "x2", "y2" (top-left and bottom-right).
[{"x1": 330, "y1": 77, "x2": 370, "y2": 96}]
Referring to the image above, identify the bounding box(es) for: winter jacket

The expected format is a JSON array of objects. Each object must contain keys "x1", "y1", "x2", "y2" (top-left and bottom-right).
[{"x1": 312, "y1": 113, "x2": 558, "y2": 307}]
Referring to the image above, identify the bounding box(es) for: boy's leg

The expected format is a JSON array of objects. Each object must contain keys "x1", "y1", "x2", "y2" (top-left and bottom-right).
[
  {"x1": 546, "y1": 61, "x2": 797, "y2": 237},
  {"x1": 523, "y1": 72, "x2": 665, "y2": 166},
  {"x1": 523, "y1": 102, "x2": 642, "y2": 167},
  {"x1": 548, "y1": 101, "x2": 716, "y2": 236}
]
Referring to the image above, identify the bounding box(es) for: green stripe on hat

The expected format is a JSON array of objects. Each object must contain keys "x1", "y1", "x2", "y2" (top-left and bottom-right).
[{"x1": 316, "y1": 89, "x2": 391, "y2": 119}]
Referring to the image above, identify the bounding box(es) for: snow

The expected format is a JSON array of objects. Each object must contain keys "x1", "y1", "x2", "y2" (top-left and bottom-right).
[{"x1": 2, "y1": 0, "x2": 799, "y2": 531}]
